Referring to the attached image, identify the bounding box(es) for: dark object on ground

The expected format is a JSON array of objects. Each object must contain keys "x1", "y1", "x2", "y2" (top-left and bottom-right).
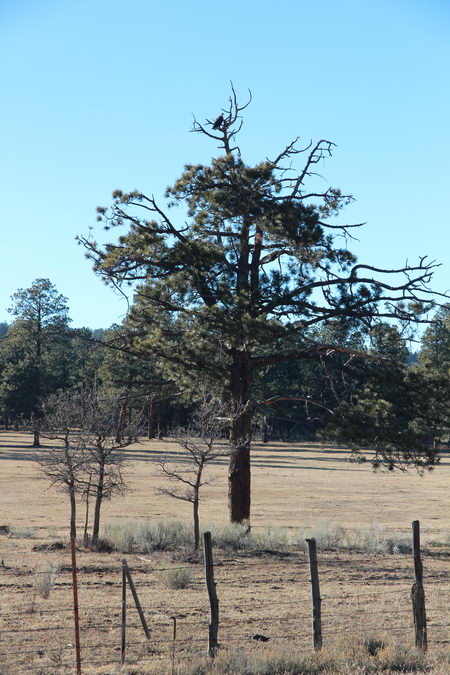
[
  {"x1": 364, "y1": 637, "x2": 385, "y2": 656},
  {"x1": 32, "y1": 541, "x2": 65, "y2": 552},
  {"x1": 250, "y1": 634, "x2": 270, "y2": 642},
  {"x1": 0, "y1": 525, "x2": 11, "y2": 535}
]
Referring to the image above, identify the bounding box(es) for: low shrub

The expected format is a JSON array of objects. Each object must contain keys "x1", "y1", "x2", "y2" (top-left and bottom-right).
[
  {"x1": 158, "y1": 566, "x2": 192, "y2": 589},
  {"x1": 207, "y1": 522, "x2": 251, "y2": 550},
  {"x1": 297, "y1": 519, "x2": 345, "y2": 551},
  {"x1": 374, "y1": 643, "x2": 428, "y2": 672},
  {"x1": 346, "y1": 525, "x2": 411, "y2": 554},
  {"x1": 101, "y1": 520, "x2": 192, "y2": 553},
  {"x1": 145, "y1": 521, "x2": 192, "y2": 552},
  {"x1": 33, "y1": 562, "x2": 60, "y2": 599},
  {"x1": 251, "y1": 525, "x2": 290, "y2": 551}
]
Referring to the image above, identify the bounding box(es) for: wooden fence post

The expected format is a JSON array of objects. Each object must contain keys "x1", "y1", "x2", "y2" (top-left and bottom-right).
[
  {"x1": 70, "y1": 537, "x2": 82, "y2": 675},
  {"x1": 123, "y1": 560, "x2": 152, "y2": 640},
  {"x1": 306, "y1": 537, "x2": 322, "y2": 651},
  {"x1": 121, "y1": 560, "x2": 127, "y2": 664},
  {"x1": 170, "y1": 615, "x2": 177, "y2": 675},
  {"x1": 203, "y1": 531, "x2": 219, "y2": 657},
  {"x1": 411, "y1": 520, "x2": 427, "y2": 651}
]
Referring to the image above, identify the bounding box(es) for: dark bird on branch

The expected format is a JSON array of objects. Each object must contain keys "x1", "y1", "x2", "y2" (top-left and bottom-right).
[{"x1": 212, "y1": 114, "x2": 224, "y2": 130}]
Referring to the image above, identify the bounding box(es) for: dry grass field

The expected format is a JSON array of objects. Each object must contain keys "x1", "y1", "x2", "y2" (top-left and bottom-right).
[{"x1": 1, "y1": 430, "x2": 450, "y2": 674}]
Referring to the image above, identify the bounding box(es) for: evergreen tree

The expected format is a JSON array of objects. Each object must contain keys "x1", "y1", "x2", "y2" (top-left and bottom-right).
[
  {"x1": 416, "y1": 305, "x2": 450, "y2": 448},
  {"x1": 80, "y1": 88, "x2": 444, "y2": 522},
  {"x1": 420, "y1": 305, "x2": 450, "y2": 373},
  {"x1": 4, "y1": 279, "x2": 70, "y2": 445},
  {"x1": 324, "y1": 319, "x2": 449, "y2": 460}
]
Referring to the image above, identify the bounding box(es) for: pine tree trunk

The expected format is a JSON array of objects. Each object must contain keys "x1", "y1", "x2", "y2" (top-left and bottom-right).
[
  {"x1": 32, "y1": 309, "x2": 42, "y2": 448},
  {"x1": 32, "y1": 414, "x2": 41, "y2": 448},
  {"x1": 147, "y1": 396, "x2": 155, "y2": 439},
  {"x1": 262, "y1": 416, "x2": 268, "y2": 443},
  {"x1": 228, "y1": 351, "x2": 252, "y2": 523}
]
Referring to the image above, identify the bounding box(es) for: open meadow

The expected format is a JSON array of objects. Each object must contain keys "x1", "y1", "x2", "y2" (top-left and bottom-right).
[{"x1": 1, "y1": 430, "x2": 450, "y2": 674}]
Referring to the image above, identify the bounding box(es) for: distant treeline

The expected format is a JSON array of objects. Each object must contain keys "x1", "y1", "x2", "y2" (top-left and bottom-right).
[{"x1": 1, "y1": 280, "x2": 449, "y2": 448}]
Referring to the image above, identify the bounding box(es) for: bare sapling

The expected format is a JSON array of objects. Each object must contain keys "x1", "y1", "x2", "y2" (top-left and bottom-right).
[
  {"x1": 157, "y1": 394, "x2": 231, "y2": 551},
  {"x1": 76, "y1": 396, "x2": 141, "y2": 546},
  {"x1": 36, "y1": 390, "x2": 142, "y2": 545},
  {"x1": 35, "y1": 391, "x2": 88, "y2": 539}
]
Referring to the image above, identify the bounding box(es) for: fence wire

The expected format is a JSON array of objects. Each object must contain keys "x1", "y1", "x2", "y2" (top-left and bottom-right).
[{"x1": 1, "y1": 548, "x2": 449, "y2": 674}]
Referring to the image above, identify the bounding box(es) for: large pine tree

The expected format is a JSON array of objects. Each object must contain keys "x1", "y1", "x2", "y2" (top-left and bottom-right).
[{"x1": 80, "y1": 88, "x2": 444, "y2": 522}]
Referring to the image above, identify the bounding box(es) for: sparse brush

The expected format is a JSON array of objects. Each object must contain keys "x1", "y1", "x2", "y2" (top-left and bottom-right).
[
  {"x1": 207, "y1": 522, "x2": 251, "y2": 550},
  {"x1": 298, "y1": 519, "x2": 345, "y2": 551},
  {"x1": 251, "y1": 525, "x2": 290, "y2": 551},
  {"x1": 134, "y1": 642, "x2": 435, "y2": 674},
  {"x1": 9, "y1": 525, "x2": 37, "y2": 539},
  {"x1": 293, "y1": 521, "x2": 411, "y2": 555},
  {"x1": 102, "y1": 520, "x2": 192, "y2": 553},
  {"x1": 346, "y1": 525, "x2": 411, "y2": 554},
  {"x1": 373, "y1": 642, "x2": 428, "y2": 672},
  {"x1": 46, "y1": 526, "x2": 60, "y2": 539},
  {"x1": 102, "y1": 518, "x2": 413, "y2": 557},
  {"x1": 33, "y1": 562, "x2": 60, "y2": 599},
  {"x1": 158, "y1": 566, "x2": 192, "y2": 589},
  {"x1": 144, "y1": 521, "x2": 192, "y2": 552},
  {"x1": 159, "y1": 646, "x2": 339, "y2": 674}
]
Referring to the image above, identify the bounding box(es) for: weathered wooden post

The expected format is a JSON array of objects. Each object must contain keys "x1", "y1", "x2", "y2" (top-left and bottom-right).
[
  {"x1": 70, "y1": 537, "x2": 82, "y2": 675},
  {"x1": 170, "y1": 615, "x2": 177, "y2": 675},
  {"x1": 306, "y1": 537, "x2": 322, "y2": 651},
  {"x1": 411, "y1": 520, "x2": 427, "y2": 651},
  {"x1": 203, "y1": 531, "x2": 219, "y2": 657},
  {"x1": 121, "y1": 560, "x2": 127, "y2": 664},
  {"x1": 123, "y1": 559, "x2": 151, "y2": 640}
]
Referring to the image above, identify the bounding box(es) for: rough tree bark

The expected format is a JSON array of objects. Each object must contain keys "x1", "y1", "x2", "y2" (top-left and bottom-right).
[{"x1": 228, "y1": 351, "x2": 252, "y2": 523}]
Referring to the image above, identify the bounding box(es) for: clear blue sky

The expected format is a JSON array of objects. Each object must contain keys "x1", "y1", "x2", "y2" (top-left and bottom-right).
[{"x1": 1, "y1": 0, "x2": 449, "y2": 328}]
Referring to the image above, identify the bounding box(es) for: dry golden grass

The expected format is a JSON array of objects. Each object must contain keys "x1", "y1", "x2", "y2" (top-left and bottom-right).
[{"x1": 1, "y1": 430, "x2": 450, "y2": 674}]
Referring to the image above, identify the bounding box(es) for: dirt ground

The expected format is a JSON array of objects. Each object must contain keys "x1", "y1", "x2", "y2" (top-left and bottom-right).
[
  {"x1": 1, "y1": 430, "x2": 450, "y2": 674},
  {"x1": 2, "y1": 430, "x2": 450, "y2": 534}
]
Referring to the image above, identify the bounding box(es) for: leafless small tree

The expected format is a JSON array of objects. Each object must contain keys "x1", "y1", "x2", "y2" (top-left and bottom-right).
[
  {"x1": 157, "y1": 394, "x2": 231, "y2": 551},
  {"x1": 36, "y1": 390, "x2": 141, "y2": 544},
  {"x1": 36, "y1": 391, "x2": 88, "y2": 539},
  {"x1": 78, "y1": 398, "x2": 141, "y2": 545}
]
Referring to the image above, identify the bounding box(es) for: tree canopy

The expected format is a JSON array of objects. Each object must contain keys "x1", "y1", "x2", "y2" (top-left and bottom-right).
[{"x1": 80, "y1": 87, "x2": 447, "y2": 522}]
